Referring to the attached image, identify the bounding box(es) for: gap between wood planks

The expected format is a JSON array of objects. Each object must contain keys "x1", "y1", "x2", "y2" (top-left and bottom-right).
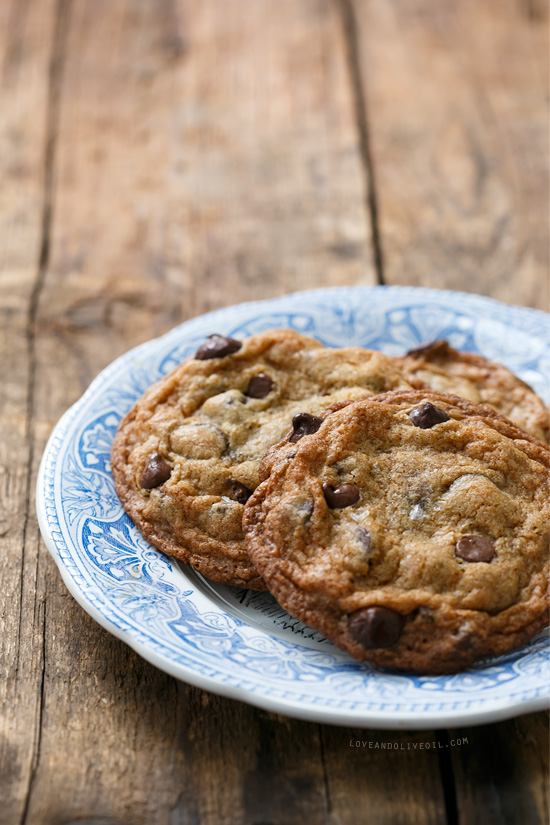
[
  {"x1": 18, "y1": 1, "x2": 71, "y2": 823},
  {"x1": 436, "y1": 731, "x2": 460, "y2": 825},
  {"x1": 338, "y1": 0, "x2": 385, "y2": 286}
]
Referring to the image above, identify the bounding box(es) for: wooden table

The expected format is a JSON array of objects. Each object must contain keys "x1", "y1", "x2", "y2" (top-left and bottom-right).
[{"x1": 1, "y1": 1, "x2": 548, "y2": 822}]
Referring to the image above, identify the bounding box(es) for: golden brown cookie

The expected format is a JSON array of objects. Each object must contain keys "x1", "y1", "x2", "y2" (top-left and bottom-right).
[
  {"x1": 111, "y1": 330, "x2": 417, "y2": 589},
  {"x1": 243, "y1": 391, "x2": 550, "y2": 672},
  {"x1": 396, "y1": 340, "x2": 549, "y2": 442}
]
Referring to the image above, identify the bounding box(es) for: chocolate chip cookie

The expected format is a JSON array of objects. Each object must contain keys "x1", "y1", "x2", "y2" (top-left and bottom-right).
[
  {"x1": 111, "y1": 330, "x2": 417, "y2": 589},
  {"x1": 396, "y1": 340, "x2": 549, "y2": 442},
  {"x1": 243, "y1": 391, "x2": 550, "y2": 672}
]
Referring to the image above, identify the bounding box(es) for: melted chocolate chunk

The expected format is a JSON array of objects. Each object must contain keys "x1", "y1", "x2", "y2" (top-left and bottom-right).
[
  {"x1": 246, "y1": 373, "x2": 274, "y2": 399},
  {"x1": 348, "y1": 606, "x2": 404, "y2": 649},
  {"x1": 322, "y1": 483, "x2": 360, "y2": 508},
  {"x1": 289, "y1": 413, "x2": 323, "y2": 443},
  {"x1": 409, "y1": 402, "x2": 450, "y2": 429},
  {"x1": 194, "y1": 334, "x2": 242, "y2": 360},
  {"x1": 140, "y1": 453, "x2": 173, "y2": 489},
  {"x1": 227, "y1": 480, "x2": 253, "y2": 504},
  {"x1": 455, "y1": 535, "x2": 495, "y2": 563}
]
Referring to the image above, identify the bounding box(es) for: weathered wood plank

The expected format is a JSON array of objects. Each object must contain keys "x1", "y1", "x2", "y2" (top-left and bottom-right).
[
  {"x1": 16, "y1": 1, "x2": 373, "y2": 823},
  {"x1": 40, "y1": 0, "x2": 375, "y2": 384},
  {"x1": 448, "y1": 712, "x2": 549, "y2": 825},
  {"x1": 0, "y1": 1, "x2": 58, "y2": 823},
  {"x1": 351, "y1": 0, "x2": 549, "y2": 309},
  {"x1": 320, "y1": 726, "x2": 448, "y2": 824}
]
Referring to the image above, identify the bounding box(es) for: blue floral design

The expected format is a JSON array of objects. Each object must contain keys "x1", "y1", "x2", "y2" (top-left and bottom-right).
[{"x1": 63, "y1": 454, "x2": 121, "y2": 525}]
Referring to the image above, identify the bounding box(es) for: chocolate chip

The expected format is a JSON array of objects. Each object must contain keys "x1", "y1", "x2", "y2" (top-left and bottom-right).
[
  {"x1": 348, "y1": 606, "x2": 404, "y2": 649},
  {"x1": 409, "y1": 402, "x2": 450, "y2": 429},
  {"x1": 455, "y1": 535, "x2": 495, "y2": 563},
  {"x1": 289, "y1": 413, "x2": 323, "y2": 443},
  {"x1": 194, "y1": 334, "x2": 242, "y2": 360},
  {"x1": 406, "y1": 339, "x2": 448, "y2": 357},
  {"x1": 245, "y1": 373, "x2": 274, "y2": 399},
  {"x1": 227, "y1": 480, "x2": 253, "y2": 504},
  {"x1": 140, "y1": 453, "x2": 173, "y2": 489},
  {"x1": 322, "y1": 483, "x2": 360, "y2": 508}
]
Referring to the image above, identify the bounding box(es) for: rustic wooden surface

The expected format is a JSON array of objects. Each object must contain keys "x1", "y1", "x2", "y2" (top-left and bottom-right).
[{"x1": 0, "y1": 0, "x2": 548, "y2": 823}]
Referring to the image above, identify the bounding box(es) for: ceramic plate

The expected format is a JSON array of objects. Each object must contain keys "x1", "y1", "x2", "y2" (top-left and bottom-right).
[{"x1": 37, "y1": 286, "x2": 550, "y2": 729}]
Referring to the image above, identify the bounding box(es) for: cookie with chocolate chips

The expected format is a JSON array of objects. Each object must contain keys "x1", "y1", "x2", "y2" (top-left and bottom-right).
[
  {"x1": 111, "y1": 329, "x2": 418, "y2": 589},
  {"x1": 243, "y1": 391, "x2": 550, "y2": 672},
  {"x1": 396, "y1": 340, "x2": 549, "y2": 442}
]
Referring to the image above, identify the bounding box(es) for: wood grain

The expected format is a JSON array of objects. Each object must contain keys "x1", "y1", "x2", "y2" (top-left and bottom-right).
[
  {"x1": 41, "y1": 0, "x2": 374, "y2": 379},
  {"x1": 320, "y1": 726, "x2": 448, "y2": 825},
  {"x1": 0, "y1": 1, "x2": 58, "y2": 823},
  {"x1": 350, "y1": 0, "x2": 549, "y2": 309},
  {"x1": 449, "y1": 713, "x2": 550, "y2": 825}
]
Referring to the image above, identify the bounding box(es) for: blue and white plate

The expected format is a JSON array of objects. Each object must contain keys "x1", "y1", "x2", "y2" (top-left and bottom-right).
[{"x1": 37, "y1": 286, "x2": 550, "y2": 729}]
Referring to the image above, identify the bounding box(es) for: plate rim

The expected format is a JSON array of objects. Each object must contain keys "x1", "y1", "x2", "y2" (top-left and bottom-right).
[{"x1": 36, "y1": 285, "x2": 550, "y2": 729}]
